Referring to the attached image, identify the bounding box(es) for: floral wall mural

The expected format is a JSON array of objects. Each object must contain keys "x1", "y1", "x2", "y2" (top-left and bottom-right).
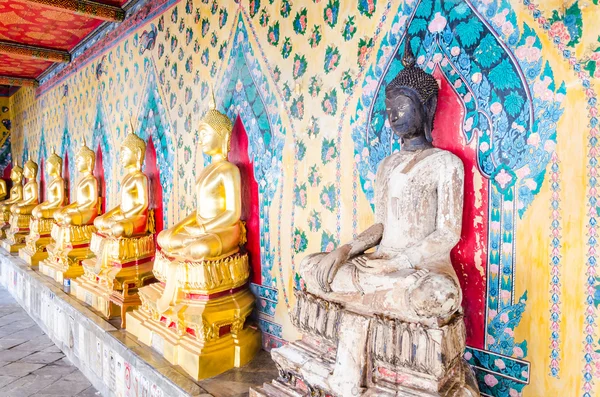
[{"x1": 6, "y1": 0, "x2": 600, "y2": 395}]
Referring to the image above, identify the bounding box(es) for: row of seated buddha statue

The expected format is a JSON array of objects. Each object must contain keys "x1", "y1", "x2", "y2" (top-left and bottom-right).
[
  {"x1": 0, "y1": 45, "x2": 478, "y2": 395},
  {"x1": 0, "y1": 99, "x2": 260, "y2": 381}
]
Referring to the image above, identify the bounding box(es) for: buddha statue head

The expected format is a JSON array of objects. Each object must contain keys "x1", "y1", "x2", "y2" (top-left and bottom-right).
[
  {"x1": 121, "y1": 132, "x2": 146, "y2": 170},
  {"x1": 198, "y1": 95, "x2": 233, "y2": 159},
  {"x1": 384, "y1": 36, "x2": 439, "y2": 151},
  {"x1": 76, "y1": 139, "x2": 95, "y2": 173},
  {"x1": 24, "y1": 158, "x2": 38, "y2": 179},
  {"x1": 46, "y1": 148, "x2": 63, "y2": 177},
  {"x1": 10, "y1": 162, "x2": 23, "y2": 184}
]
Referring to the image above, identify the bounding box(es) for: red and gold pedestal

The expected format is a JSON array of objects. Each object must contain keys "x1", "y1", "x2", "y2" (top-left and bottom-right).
[
  {"x1": 0, "y1": 213, "x2": 32, "y2": 253},
  {"x1": 39, "y1": 223, "x2": 96, "y2": 284},
  {"x1": 71, "y1": 231, "x2": 156, "y2": 327},
  {"x1": 127, "y1": 249, "x2": 261, "y2": 380},
  {"x1": 19, "y1": 217, "x2": 54, "y2": 267}
]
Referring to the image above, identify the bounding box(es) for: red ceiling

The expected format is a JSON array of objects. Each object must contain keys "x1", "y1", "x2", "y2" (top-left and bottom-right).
[
  {"x1": 0, "y1": 0, "x2": 105, "y2": 51},
  {"x1": 0, "y1": 53, "x2": 54, "y2": 78},
  {"x1": 0, "y1": 0, "x2": 127, "y2": 82}
]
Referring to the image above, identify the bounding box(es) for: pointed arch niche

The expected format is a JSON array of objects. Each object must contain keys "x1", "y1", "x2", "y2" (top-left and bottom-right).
[{"x1": 219, "y1": 14, "x2": 286, "y2": 289}]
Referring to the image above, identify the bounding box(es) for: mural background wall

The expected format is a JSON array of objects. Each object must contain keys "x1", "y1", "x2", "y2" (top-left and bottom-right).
[{"x1": 4, "y1": 0, "x2": 600, "y2": 395}]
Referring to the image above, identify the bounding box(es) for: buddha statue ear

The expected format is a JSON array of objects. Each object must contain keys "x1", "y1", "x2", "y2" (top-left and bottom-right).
[{"x1": 423, "y1": 95, "x2": 437, "y2": 143}]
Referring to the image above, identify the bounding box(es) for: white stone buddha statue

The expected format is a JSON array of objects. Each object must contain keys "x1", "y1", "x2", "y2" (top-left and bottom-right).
[{"x1": 253, "y1": 40, "x2": 478, "y2": 397}]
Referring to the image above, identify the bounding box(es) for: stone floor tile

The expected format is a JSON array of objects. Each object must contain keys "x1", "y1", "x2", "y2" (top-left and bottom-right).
[
  {"x1": 0, "y1": 348, "x2": 32, "y2": 362},
  {"x1": 52, "y1": 357, "x2": 74, "y2": 366},
  {"x1": 32, "y1": 364, "x2": 77, "y2": 378},
  {"x1": 10, "y1": 335, "x2": 54, "y2": 352},
  {"x1": 0, "y1": 376, "x2": 17, "y2": 389},
  {"x1": 0, "y1": 374, "x2": 60, "y2": 396},
  {"x1": 37, "y1": 380, "x2": 91, "y2": 396},
  {"x1": 41, "y1": 345, "x2": 61, "y2": 353},
  {"x1": 19, "y1": 351, "x2": 64, "y2": 365},
  {"x1": 76, "y1": 387, "x2": 100, "y2": 397},
  {"x1": 0, "y1": 362, "x2": 45, "y2": 377}
]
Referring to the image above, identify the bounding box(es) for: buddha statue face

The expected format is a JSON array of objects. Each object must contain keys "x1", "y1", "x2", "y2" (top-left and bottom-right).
[
  {"x1": 10, "y1": 166, "x2": 23, "y2": 183},
  {"x1": 384, "y1": 37, "x2": 439, "y2": 150},
  {"x1": 120, "y1": 133, "x2": 146, "y2": 170},
  {"x1": 47, "y1": 153, "x2": 62, "y2": 177},
  {"x1": 198, "y1": 123, "x2": 223, "y2": 157},
  {"x1": 76, "y1": 143, "x2": 95, "y2": 173},
  {"x1": 24, "y1": 160, "x2": 38, "y2": 179},
  {"x1": 385, "y1": 88, "x2": 426, "y2": 141}
]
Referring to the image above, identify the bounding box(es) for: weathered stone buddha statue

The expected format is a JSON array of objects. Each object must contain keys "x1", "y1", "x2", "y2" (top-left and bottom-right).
[
  {"x1": 253, "y1": 43, "x2": 479, "y2": 397},
  {"x1": 72, "y1": 132, "x2": 155, "y2": 327},
  {"x1": 39, "y1": 141, "x2": 101, "y2": 283},
  {"x1": 128, "y1": 99, "x2": 260, "y2": 381},
  {"x1": 1, "y1": 159, "x2": 39, "y2": 253},
  {"x1": 0, "y1": 164, "x2": 23, "y2": 239},
  {"x1": 20, "y1": 150, "x2": 67, "y2": 266}
]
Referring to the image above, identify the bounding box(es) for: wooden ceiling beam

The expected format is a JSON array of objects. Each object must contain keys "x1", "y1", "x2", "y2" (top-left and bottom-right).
[
  {"x1": 23, "y1": 0, "x2": 125, "y2": 22},
  {"x1": 0, "y1": 41, "x2": 70, "y2": 63},
  {"x1": 0, "y1": 76, "x2": 38, "y2": 87}
]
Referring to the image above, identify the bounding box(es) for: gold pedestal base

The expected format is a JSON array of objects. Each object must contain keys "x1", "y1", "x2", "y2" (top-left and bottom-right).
[
  {"x1": 127, "y1": 283, "x2": 261, "y2": 380},
  {"x1": 127, "y1": 250, "x2": 260, "y2": 380},
  {"x1": 71, "y1": 232, "x2": 156, "y2": 328},
  {"x1": 39, "y1": 224, "x2": 96, "y2": 284},
  {"x1": 19, "y1": 217, "x2": 55, "y2": 267}
]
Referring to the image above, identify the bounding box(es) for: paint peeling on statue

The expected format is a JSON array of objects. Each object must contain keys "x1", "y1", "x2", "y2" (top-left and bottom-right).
[{"x1": 252, "y1": 39, "x2": 479, "y2": 397}]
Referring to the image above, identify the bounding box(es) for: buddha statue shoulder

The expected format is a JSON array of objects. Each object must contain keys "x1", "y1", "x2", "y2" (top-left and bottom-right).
[
  {"x1": 300, "y1": 40, "x2": 464, "y2": 324},
  {"x1": 55, "y1": 141, "x2": 99, "y2": 226},
  {"x1": 32, "y1": 149, "x2": 66, "y2": 220},
  {"x1": 11, "y1": 159, "x2": 39, "y2": 215},
  {"x1": 0, "y1": 164, "x2": 23, "y2": 211},
  {"x1": 93, "y1": 132, "x2": 148, "y2": 238}
]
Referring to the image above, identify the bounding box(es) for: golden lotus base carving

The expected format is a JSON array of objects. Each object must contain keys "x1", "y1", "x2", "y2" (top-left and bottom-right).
[
  {"x1": 19, "y1": 217, "x2": 54, "y2": 267},
  {"x1": 39, "y1": 224, "x2": 97, "y2": 284},
  {"x1": 127, "y1": 250, "x2": 261, "y2": 380},
  {"x1": 1, "y1": 214, "x2": 32, "y2": 253},
  {"x1": 71, "y1": 232, "x2": 156, "y2": 327}
]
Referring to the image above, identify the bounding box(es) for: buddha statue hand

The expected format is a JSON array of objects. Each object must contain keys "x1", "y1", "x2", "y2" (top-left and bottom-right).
[
  {"x1": 313, "y1": 244, "x2": 352, "y2": 293},
  {"x1": 351, "y1": 251, "x2": 413, "y2": 274}
]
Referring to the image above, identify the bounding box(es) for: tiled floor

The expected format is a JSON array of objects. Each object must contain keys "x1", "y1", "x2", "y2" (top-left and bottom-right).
[{"x1": 0, "y1": 286, "x2": 99, "y2": 397}]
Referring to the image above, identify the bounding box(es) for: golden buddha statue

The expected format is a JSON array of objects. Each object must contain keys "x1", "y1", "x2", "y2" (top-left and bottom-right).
[
  {"x1": 0, "y1": 179, "x2": 7, "y2": 201},
  {"x1": 20, "y1": 150, "x2": 67, "y2": 267},
  {"x1": 0, "y1": 164, "x2": 24, "y2": 239},
  {"x1": 72, "y1": 132, "x2": 155, "y2": 327},
  {"x1": 1, "y1": 159, "x2": 39, "y2": 253},
  {"x1": 39, "y1": 141, "x2": 101, "y2": 283},
  {"x1": 127, "y1": 100, "x2": 260, "y2": 381}
]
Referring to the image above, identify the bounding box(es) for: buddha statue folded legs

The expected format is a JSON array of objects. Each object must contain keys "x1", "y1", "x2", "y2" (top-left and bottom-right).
[
  {"x1": 20, "y1": 150, "x2": 67, "y2": 267},
  {"x1": 1, "y1": 159, "x2": 39, "y2": 254},
  {"x1": 40, "y1": 141, "x2": 101, "y2": 283},
  {"x1": 127, "y1": 100, "x2": 260, "y2": 381},
  {"x1": 0, "y1": 165, "x2": 23, "y2": 239},
  {"x1": 253, "y1": 40, "x2": 479, "y2": 397},
  {"x1": 72, "y1": 132, "x2": 155, "y2": 327}
]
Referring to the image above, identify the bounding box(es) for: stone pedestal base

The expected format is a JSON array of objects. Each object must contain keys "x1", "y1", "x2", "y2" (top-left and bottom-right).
[
  {"x1": 1, "y1": 213, "x2": 32, "y2": 253},
  {"x1": 251, "y1": 290, "x2": 479, "y2": 397},
  {"x1": 71, "y1": 232, "x2": 156, "y2": 328},
  {"x1": 127, "y1": 249, "x2": 261, "y2": 380},
  {"x1": 38, "y1": 224, "x2": 96, "y2": 284},
  {"x1": 19, "y1": 217, "x2": 54, "y2": 267}
]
